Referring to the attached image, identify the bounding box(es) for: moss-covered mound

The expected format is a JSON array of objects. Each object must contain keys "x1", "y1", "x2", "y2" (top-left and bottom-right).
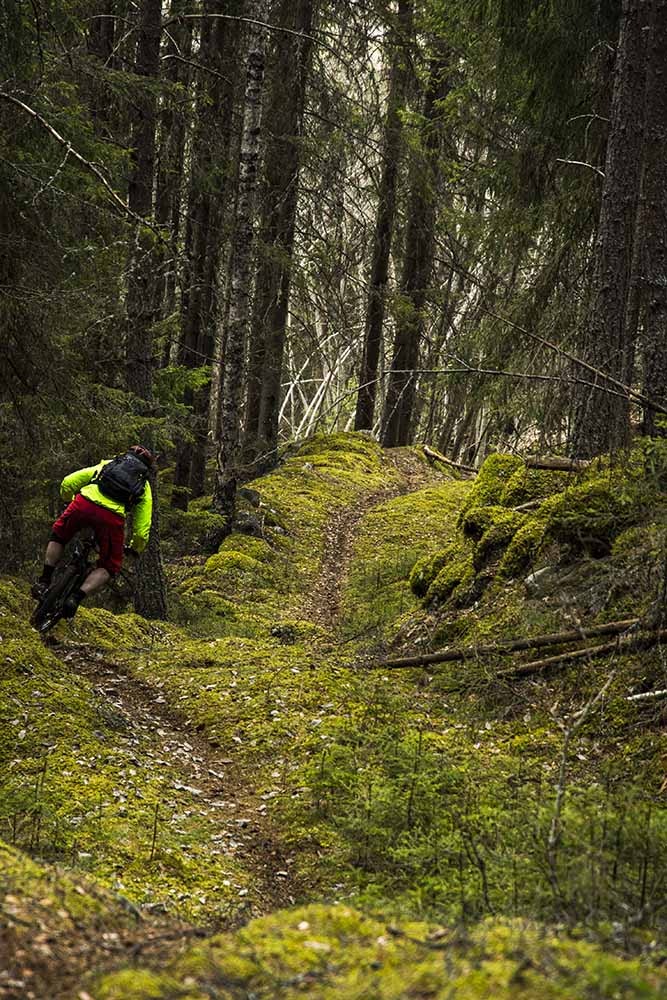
[
  {"x1": 94, "y1": 904, "x2": 667, "y2": 999},
  {"x1": 412, "y1": 448, "x2": 662, "y2": 614}
]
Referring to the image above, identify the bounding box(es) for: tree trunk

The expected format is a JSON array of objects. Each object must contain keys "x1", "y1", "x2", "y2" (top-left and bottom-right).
[
  {"x1": 381, "y1": 51, "x2": 449, "y2": 447},
  {"x1": 125, "y1": 0, "x2": 168, "y2": 619},
  {"x1": 571, "y1": 0, "x2": 646, "y2": 457},
  {"x1": 639, "y1": 0, "x2": 667, "y2": 435},
  {"x1": 155, "y1": 0, "x2": 192, "y2": 324},
  {"x1": 170, "y1": 0, "x2": 241, "y2": 508},
  {"x1": 354, "y1": 0, "x2": 413, "y2": 432},
  {"x1": 212, "y1": 0, "x2": 268, "y2": 533},
  {"x1": 242, "y1": 0, "x2": 315, "y2": 471}
]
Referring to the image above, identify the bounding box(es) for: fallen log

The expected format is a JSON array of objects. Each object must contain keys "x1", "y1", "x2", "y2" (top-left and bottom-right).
[
  {"x1": 499, "y1": 629, "x2": 667, "y2": 679},
  {"x1": 377, "y1": 618, "x2": 639, "y2": 670},
  {"x1": 525, "y1": 455, "x2": 590, "y2": 472},
  {"x1": 421, "y1": 445, "x2": 477, "y2": 475}
]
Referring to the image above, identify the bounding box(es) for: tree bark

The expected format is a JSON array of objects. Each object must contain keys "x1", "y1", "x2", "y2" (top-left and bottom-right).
[
  {"x1": 353, "y1": 0, "x2": 413, "y2": 431},
  {"x1": 381, "y1": 50, "x2": 449, "y2": 447},
  {"x1": 639, "y1": 0, "x2": 667, "y2": 435},
  {"x1": 242, "y1": 0, "x2": 315, "y2": 471},
  {"x1": 125, "y1": 0, "x2": 168, "y2": 619},
  {"x1": 212, "y1": 0, "x2": 268, "y2": 533},
  {"x1": 155, "y1": 0, "x2": 192, "y2": 324},
  {"x1": 170, "y1": 0, "x2": 241, "y2": 509},
  {"x1": 572, "y1": 0, "x2": 646, "y2": 457}
]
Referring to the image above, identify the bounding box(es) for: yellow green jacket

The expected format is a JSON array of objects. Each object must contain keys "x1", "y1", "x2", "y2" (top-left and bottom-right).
[{"x1": 60, "y1": 460, "x2": 153, "y2": 553}]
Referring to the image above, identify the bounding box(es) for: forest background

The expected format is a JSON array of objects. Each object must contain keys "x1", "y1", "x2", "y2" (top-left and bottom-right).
[{"x1": 2, "y1": 0, "x2": 666, "y2": 613}]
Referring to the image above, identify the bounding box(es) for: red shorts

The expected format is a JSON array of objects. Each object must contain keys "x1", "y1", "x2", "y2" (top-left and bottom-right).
[{"x1": 51, "y1": 494, "x2": 125, "y2": 576}]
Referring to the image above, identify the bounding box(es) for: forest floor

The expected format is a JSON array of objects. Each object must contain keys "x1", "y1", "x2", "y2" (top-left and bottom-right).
[{"x1": 1, "y1": 447, "x2": 438, "y2": 999}]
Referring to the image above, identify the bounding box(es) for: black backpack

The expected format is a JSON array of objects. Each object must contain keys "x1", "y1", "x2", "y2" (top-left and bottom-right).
[{"x1": 93, "y1": 452, "x2": 149, "y2": 508}]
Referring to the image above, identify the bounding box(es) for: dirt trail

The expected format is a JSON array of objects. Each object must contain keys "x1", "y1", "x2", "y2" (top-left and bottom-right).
[
  {"x1": 304, "y1": 448, "x2": 439, "y2": 628},
  {"x1": 62, "y1": 645, "x2": 303, "y2": 919}
]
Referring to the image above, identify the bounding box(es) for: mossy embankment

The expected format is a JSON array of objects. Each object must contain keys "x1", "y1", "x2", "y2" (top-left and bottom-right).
[
  {"x1": 278, "y1": 441, "x2": 667, "y2": 934},
  {"x1": 4, "y1": 433, "x2": 667, "y2": 995},
  {"x1": 94, "y1": 904, "x2": 666, "y2": 999}
]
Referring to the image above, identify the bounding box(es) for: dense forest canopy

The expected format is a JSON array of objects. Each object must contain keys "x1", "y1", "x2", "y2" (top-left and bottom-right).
[{"x1": 3, "y1": 0, "x2": 666, "y2": 575}]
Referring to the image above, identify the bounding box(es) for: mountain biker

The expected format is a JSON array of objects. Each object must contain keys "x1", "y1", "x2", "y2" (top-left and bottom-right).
[{"x1": 32, "y1": 445, "x2": 156, "y2": 618}]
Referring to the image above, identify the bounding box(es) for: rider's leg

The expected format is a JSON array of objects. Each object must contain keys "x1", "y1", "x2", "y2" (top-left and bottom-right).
[
  {"x1": 80, "y1": 567, "x2": 110, "y2": 596},
  {"x1": 45, "y1": 539, "x2": 64, "y2": 567},
  {"x1": 33, "y1": 538, "x2": 65, "y2": 596}
]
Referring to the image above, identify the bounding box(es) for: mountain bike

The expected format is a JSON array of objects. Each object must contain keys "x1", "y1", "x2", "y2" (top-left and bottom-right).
[{"x1": 31, "y1": 534, "x2": 97, "y2": 634}]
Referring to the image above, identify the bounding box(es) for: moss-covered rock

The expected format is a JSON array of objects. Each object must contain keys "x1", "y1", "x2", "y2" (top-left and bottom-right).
[
  {"x1": 498, "y1": 515, "x2": 549, "y2": 579},
  {"x1": 473, "y1": 509, "x2": 527, "y2": 571},
  {"x1": 545, "y1": 475, "x2": 646, "y2": 556},
  {"x1": 425, "y1": 552, "x2": 475, "y2": 605},
  {"x1": 409, "y1": 546, "x2": 454, "y2": 598},
  {"x1": 460, "y1": 453, "x2": 524, "y2": 516},
  {"x1": 499, "y1": 466, "x2": 571, "y2": 508}
]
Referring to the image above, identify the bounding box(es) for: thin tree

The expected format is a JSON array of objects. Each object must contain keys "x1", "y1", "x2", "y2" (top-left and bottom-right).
[
  {"x1": 354, "y1": 0, "x2": 413, "y2": 432},
  {"x1": 212, "y1": 0, "x2": 268, "y2": 532},
  {"x1": 125, "y1": 0, "x2": 168, "y2": 618},
  {"x1": 638, "y1": 0, "x2": 667, "y2": 435},
  {"x1": 381, "y1": 49, "x2": 449, "y2": 447},
  {"x1": 171, "y1": 0, "x2": 241, "y2": 509}
]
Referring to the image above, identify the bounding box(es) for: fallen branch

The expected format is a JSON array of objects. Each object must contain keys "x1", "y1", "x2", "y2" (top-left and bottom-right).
[
  {"x1": 525, "y1": 455, "x2": 591, "y2": 472},
  {"x1": 377, "y1": 618, "x2": 639, "y2": 670},
  {"x1": 626, "y1": 688, "x2": 667, "y2": 703},
  {"x1": 421, "y1": 444, "x2": 476, "y2": 474},
  {"x1": 500, "y1": 629, "x2": 667, "y2": 679}
]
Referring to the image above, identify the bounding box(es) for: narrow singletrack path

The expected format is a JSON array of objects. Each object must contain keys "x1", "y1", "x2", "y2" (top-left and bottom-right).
[{"x1": 303, "y1": 448, "x2": 440, "y2": 628}]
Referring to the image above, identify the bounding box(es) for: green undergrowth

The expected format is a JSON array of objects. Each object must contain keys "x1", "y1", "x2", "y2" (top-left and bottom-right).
[
  {"x1": 93, "y1": 904, "x2": 667, "y2": 999},
  {"x1": 0, "y1": 580, "x2": 248, "y2": 926},
  {"x1": 272, "y1": 444, "x2": 667, "y2": 932},
  {"x1": 341, "y1": 480, "x2": 471, "y2": 642},
  {"x1": 6, "y1": 433, "x2": 667, "y2": 984}
]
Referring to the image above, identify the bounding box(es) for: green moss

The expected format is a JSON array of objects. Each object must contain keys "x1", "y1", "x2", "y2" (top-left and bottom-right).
[
  {"x1": 218, "y1": 533, "x2": 275, "y2": 562},
  {"x1": 409, "y1": 546, "x2": 454, "y2": 598},
  {"x1": 94, "y1": 905, "x2": 667, "y2": 998},
  {"x1": 499, "y1": 466, "x2": 571, "y2": 507},
  {"x1": 461, "y1": 504, "x2": 509, "y2": 542},
  {"x1": 460, "y1": 453, "x2": 524, "y2": 515},
  {"x1": 426, "y1": 553, "x2": 475, "y2": 605},
  {"x1": 96, "y1": 969, "x2": 183, "y2": 1000},
  {"x1": 473, "y1": 509, "x2": 527, "y2": 571},
  {"x1": 341, "y1": 480, "x2": 471, "y2": 640},
  {"x1": 545, "y1": 474, "x2": 646, "y2": 556},
  {"x1": 498, "y1": 515, "x2": 549, "y2": 579},
  {"x1": 161, "y1": 504, "x2": 226, "y2": 556}
]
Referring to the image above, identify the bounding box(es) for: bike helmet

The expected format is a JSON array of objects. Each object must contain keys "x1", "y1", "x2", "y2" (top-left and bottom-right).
[{"x1": 129, "y1": 444, "x2": 157, "y2": 467}]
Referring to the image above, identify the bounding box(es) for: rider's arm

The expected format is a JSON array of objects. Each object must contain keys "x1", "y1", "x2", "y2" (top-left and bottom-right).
[
  {"x1": 128, "y1": 480, "x2": 153, "y2": 553},
  {"x1": 60, "y1": 462, "x2": 104, "y2": 502}
]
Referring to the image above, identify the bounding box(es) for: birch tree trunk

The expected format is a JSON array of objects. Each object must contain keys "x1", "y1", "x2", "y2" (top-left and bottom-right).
[
  {"x1": 242, "y1": 0, "x2": 315, "y2": 471},
  {"x1": 125, "y1": 0, "x2": 168, "y2": 619},
  {"x1": 212, "y1": 0, "x2": 268, "y2": 533},
  {"x1": 571, "y1": 0, "x2": 646, "y2": 457},
  {"x1": 354, "y1": 0, "x2": 413, "y2": 432}
]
